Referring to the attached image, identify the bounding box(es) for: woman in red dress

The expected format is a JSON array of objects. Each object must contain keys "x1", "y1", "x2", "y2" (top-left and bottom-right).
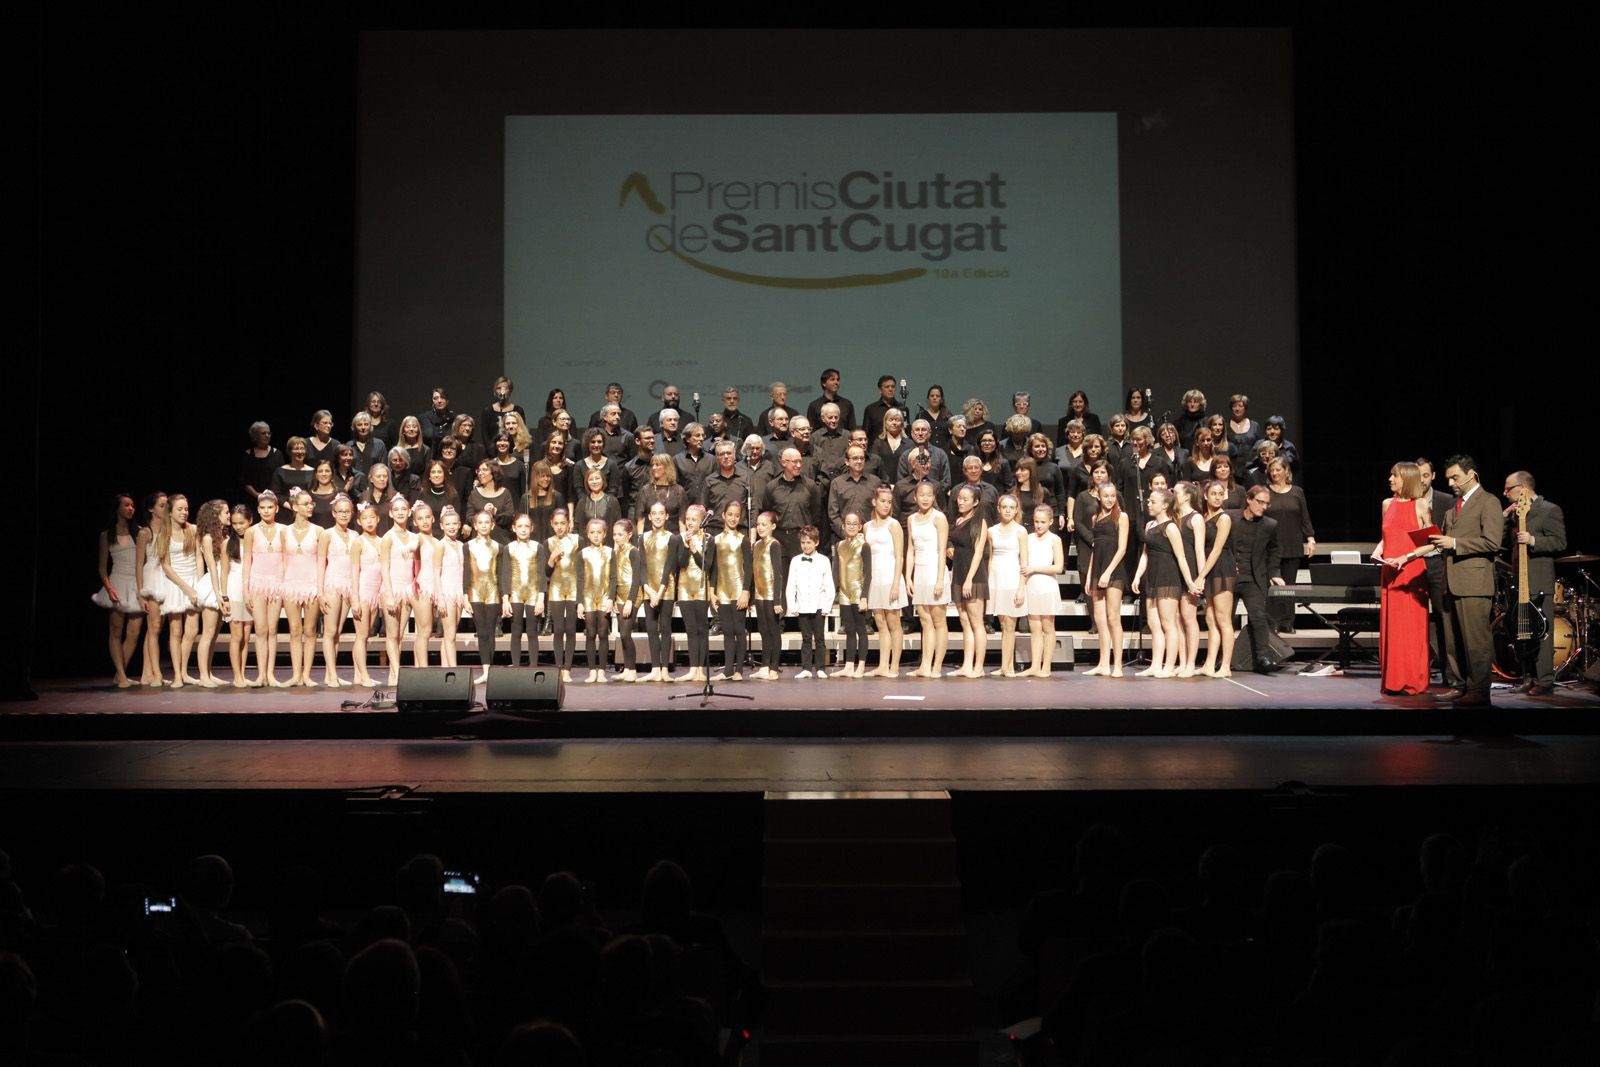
[{"x1": 1372, "y1": 461, "x2": 1434, "y2": 694}]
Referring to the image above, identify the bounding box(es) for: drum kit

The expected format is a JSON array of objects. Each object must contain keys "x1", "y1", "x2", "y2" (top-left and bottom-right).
[{"x1": 1493, "y1": 552, "x2": 1598, "y2": 681}]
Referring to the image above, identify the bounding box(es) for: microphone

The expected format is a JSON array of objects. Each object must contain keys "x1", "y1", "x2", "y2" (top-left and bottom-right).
[
  {"x1": 692, "y1": 392, "x2": 702, "y2": 417},
  {"x1": 898, "y1": 378, "x2": 909, "y2": 406}
]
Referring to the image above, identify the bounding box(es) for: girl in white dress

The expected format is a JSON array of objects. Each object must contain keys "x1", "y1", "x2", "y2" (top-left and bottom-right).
[
  {"x1": 905, "y1": 482, "x2": 950, "y2": 678},
  {"x1": 1021, "y1": 504, "x2": 1065, "y2": 678},
  {"x1": 159, "y1": 495, "x2": 205, "y2": 688},
  {"x1": 189, "y1": 500, "x2": 228, "y2": 687},
  {"x1": 223, "y1": 505, "x2": 254, "y2": 687},
  {"x1": 93, "y1": 494, "x2": 144, "y2": 687},
  {"x1": 135, "y1": 492, "x2": 169, "y2": 687},
  {"x1": 987, "y1": 495, "x2": 1029, "y2": 677},
  {"x1": 863, "y1": 486, "x2": 906, "y2": 677}
]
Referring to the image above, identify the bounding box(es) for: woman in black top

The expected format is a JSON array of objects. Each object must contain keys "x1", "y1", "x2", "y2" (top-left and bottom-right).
[
  {"x1": 332, "y1": 444, "x2": 360, "y2": 496},
  {"x1": 347, "y1": 412, "x2": 386, "y2": 475},
  {"x1": 572, "y1": 465, "x2": 622, "y2": 530},
  {"x1": 534, "y1": 386, "x2": 567, "y2": 444},
  {"x1": 416, "y1": 460, "x2": 460, "y2": 534},
  {"x1": 356, "y1": 462, "x2": 395, "y2": 535},
  {"x1": 1123, "y1": 387, "x2": 1154, "y2": 437},
  {"x1": 479, "y1": 376, "x2": 526, "y2": 451},
  {"x1": 306, "y1": 410, "x2": 340, "y2": 468},
  {"x1": 436, "y1": 436, "x2": 474, "y2": 501},
  {"x1": 450, "y1": 414, "x2": 485, "y2": 473},
  {"x1": 271, "y1": 437, "x2": 315, "y2": 496},
  {"x1": 306, "y1": 458, "x2": 341, "y2": 528},
  {"x1": 945, "y1": 414, "x2": 974, "y2": 468},
  {"x1": 976, "y1": 429, "x2": 1014, "y2": 494},
  {"x1": 961, "y1": 397, "x2": 994, "y2": 442},
  {"x1": 1155, "y1": 421, "x2": 1189, "y2": 475},
  {"x1": 240, "y1": 421, "x2": 282, "y2": 500},
  {"x1": 396, "y1": 416, "x2": 431, "y2": 476},
  {"x1": 524, "y1": 460, "x2": 566, "y2": 542},
  {"x1": 364, "y1": 391, "x2": 394, "y2": 453},
  {"x1": 490, "y1": 431, "x2": 527, "y2": 503},
  {"x1": 1027, "y1": 433, "x2": 1069, "y2": 528},
  {"x1": 1056, "y1": 390, "x2": 1102, "y2": 441},
  {"x1": 634, "y1": 454, "x2": 687, "y2": 532},
  {"x1": 915, "y1": 384, "x2": 954, "y2": 449},
  {"x1": 467, "y1": 460, "x2": 517, "y2": 543},
  {"x1": 1264, "y1": 457, "x2": 1315, "y2": 631}
]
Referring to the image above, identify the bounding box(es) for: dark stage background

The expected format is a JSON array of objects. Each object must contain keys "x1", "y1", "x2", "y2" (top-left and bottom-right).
[{"x1": 21, "y1": 4, "x2": 1583, "y2": 685}]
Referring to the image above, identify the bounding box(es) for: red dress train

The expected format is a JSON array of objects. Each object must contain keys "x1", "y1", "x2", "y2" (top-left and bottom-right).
[{"x1": 1379, "y1": 496, "x2": 1430, "y2": 694}]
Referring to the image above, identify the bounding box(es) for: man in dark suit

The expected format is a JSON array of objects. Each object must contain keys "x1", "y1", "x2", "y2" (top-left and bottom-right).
[
  {"x1": 1417, "y1": 458, "x2": 1457, "y2": 686},
  {"x1": 1230, "y1": 485, "x2": 1286, "y2": 674},
  {"x1": 1430, "y1": 454, "x2": 1504, "y2": 705},
  {"x1": 1501, "y1": 470, "x2": 1567, "y2": 695}
]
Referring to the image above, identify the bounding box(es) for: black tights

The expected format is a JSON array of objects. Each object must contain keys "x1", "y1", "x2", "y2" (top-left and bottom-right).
[
  {"x1": 755, "y1": 601, "x2": 781, "y2": 670},
  {"x1": 584, "y1": 609, "x2": 609, "y2": 670},
  {"x1": 839, "y1": 603, "x2": 868, "y2": 665},
  {"x1": 506, "y1": 602, "x2": 538, "y2": 667},
  {"x1": 472, "y1": 602, "x2": 500, "y2": 668},
  {"x1": 548, "y1": 600, "x2": 577, "y2": 670},
  {"x1": 680, "y1": 600, "x2": 709, "y2": 668},
  {"x1": 717, "y1": 604, "x2": 747, "y2": 673},
  {"x1": 798, "y1": 613, "x2": 826, "y2": 672},
  {"x1": 615, "y1": 606, "x2": 637, "y2": 670},
  {"x1": 644, "y1": 601, "x2": 673, "y2": 669}
]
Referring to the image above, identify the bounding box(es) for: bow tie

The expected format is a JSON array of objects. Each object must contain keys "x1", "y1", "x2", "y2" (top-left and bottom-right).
[{"x1": 800, "y1": 555, "x2": 815, "y2": 562}]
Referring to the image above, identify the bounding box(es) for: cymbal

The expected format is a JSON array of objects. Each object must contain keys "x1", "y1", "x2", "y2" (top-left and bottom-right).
[{"x1": 1557, "y1": 553, "x2": 1599, "y2": 563}]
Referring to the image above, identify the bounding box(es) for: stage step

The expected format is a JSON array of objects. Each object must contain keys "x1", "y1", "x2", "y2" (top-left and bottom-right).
[{"x1": 760, "y1": 791, "x2": 977, "y2": 1065}]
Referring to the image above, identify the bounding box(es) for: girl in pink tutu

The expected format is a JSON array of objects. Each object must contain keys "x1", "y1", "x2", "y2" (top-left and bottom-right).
[
  {"x1": 410, "y1": 502, "x2": 438, "y2": 668},
  {"x1": 243, "y1": 490, "x2": 286, "y2": 687},
  {"x1": 350, "y1": 501, "x2": 384, "y2": 687},
  {"x1": 433, "y1": 506, "x2": 468, "y2": 669},
  {"x1": 317, "y1": 494, "x2": 357, "y2": 688},
  {"x1": 280, "y1": 488, "x2": 323, "y2": 687},
  {"x1": 379, "y1": 495, "x2": 419, "y2": 686}
]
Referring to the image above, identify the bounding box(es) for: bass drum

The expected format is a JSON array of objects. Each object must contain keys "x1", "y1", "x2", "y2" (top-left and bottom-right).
[{"x1": 1493, "y1": 615, "x2": 1573, "y2": 680}]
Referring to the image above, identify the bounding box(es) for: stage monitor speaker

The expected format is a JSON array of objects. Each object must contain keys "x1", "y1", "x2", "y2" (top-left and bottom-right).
[
  {"x1": 1232, "y1": 627, "x2": 1294, "y2": 671},
  {"x1": 396, "y1": 667, "x2": 475, "y2": 714},
  {"x1": 486, "y1": 667, "x2": 564, "y2": 712}
]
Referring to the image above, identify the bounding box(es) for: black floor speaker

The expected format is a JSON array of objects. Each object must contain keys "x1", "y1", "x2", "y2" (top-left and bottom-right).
[
  {"x1": 395, "y1": 667, "x2": 475, "y2": 713},
  {"x1": 1232, "y1": 626, "x2": 1294, "y2": 670},
  {"x1": 485, "y1": 667, "x2": 564, "y2": 711}
]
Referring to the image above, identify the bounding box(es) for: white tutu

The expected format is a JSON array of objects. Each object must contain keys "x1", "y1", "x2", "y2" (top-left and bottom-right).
[
  {"x1": 139, "y1": 559, "x2": 170, "y2": 609},
  {"x1": 91, "y1": 575, "x2": 143, "y2": 614}
]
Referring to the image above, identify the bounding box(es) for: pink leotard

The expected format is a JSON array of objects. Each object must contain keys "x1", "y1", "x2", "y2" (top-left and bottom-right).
[
  {"x1": 280, "y1": 524, "x2": 321, "y2": 604},
  {"x1": 246, "y1": 524, "x2": 285, "y2": 599}
]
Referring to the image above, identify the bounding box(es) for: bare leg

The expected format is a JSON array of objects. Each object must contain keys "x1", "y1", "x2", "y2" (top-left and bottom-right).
[
  {"x1": 912, "y1": 606, "x2": 935, "y2": 676},
  {"x1": 1087, "y1": 592, "x2": 1110, "y2": 675},
  {"x1": 298, "y1": 602, "x2": 319, "y2": 686},
  {"x1": 411, "y1": 599, "x2": 434, "y2": 669},
  {"x1": 383, "y1": 603, "x2": 410, "y2": 685},
  {"x1": 1035, "y1": 615, "x2": 1057, "y2": 678},
  {"x1": 440, "y1": 606, "x2": 459, "y2": 668},
  {"x1": 141, "y1": 599, "x2": 164, "y2": 686},
  {"x1": 167, "y1": 612, "x2": 190, "y2": 687},
  {"x1": 1027, "y1": 616, "x2": 1046, "y2": 675},
  {"x1": 884, "y1": 612, "x2": 904, "y2": 675},
  {"x1": 251, "y1": 595, "x2": 281, "y2": 686},
  {"x1": 321, "y1": 596, "x2": 346, "y2": 687},
  {"x1": 196, "y1": 607, "x2": 221, "y2": 685},
  {"x1": 228, "y1": 613, "x2": 251, "y2": 687},
  {"x1": 1178, "y1": 596, "x2": 1201, "y2": 676},
  {"x1": 1159, "y1": 598, "x2": 1182, "y2": 674},
  {"x1": 994, "y1": 616, "x2": 1018, "y2": 676},
  {"x1": 108, "y1": 614, "x2": 133, "y2": 687},
  {"x1": 1105, "y1": 588, "x2": 1125, "y2": 675},
  {"x1": 929, "y1": 607, "x2": 949, "y2": 673},
  {"x1": 1137, "y1": 599, "x2": 1165, "y2": 677},
  {"x1": 1206, "y1": 591, "x2": 1236, "y2": 677},
  {"x1": 352, "y1": 604, "x2": 378, "y2": 686}
]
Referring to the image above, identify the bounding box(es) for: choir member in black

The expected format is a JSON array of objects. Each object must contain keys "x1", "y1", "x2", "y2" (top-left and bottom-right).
[
  {"x1": 348, "y1": 412, "x2": 386, "y2": 476},
  {"x1": 1205, "y1": 413, "x2": 1233, "y2": 464},
  {"x1": 1000, "y1": 415, "x2": 1034, "y2": 465},
  {"x1": 594, "y1": 402, "x2": 634, "y2": 460},
  {"x1": 1013, "y1": 458, "x2": 1049, "y2": 520},
  {"x1": 1104, "y1": 414, "x2": 1132, "y2": 469},
  {"x1": 306, "y1": 459, "x2": 341, "y2": 528},
  {"x1": 503, "y1": 410, "x2": 540, "y2": 480},
  {"x1": 573, "y1": 466, "x2": 622, "y2": 532},
  {"x1": 333, "y1": 444, "x2": 360, "y2": 496},
  {"x1": 704, "y1": 441, "x2": 750, "y2": 535},
  {"x1": 787, "y1": 416, "x2": 822, "y2": 483},
  {"x1": 862, "y1": 375, "x2": 900, "y2": 442},
  {"x1": 953, "y1": 455, "x2": 999, "y2": 525},
  {"x1": 1175, "y1": 389, "x2": 1207, "y2": 449},
  {"x1": 807, "y1": 368, "x2": 856, "y2": 431},
  {"x1": 830, "y1": 446, "x2": 883, "y2": 542},
  {"x1": 1230, "y1": 485, "x2": 1285, "y2": 674},
  {"x1": 675, "y1": 423, "x2": 713, "y2": 504},
  {"x1": 575, "y1": 518, "x2": 615, "y2": 683},
  {"x1": 831, "y1": 510, "x2": 871, "y2": 677},
  {"x1": 531, "y1": 388, "x2": 569, "y2": 447},
  {"x1": 385, "y1": 446, "x2": 420, "y2": 498},
  {"x1": 1211, "y1": 455, "x2": 1247, "y2": 510},
  {"x1": 976, "y1": 429, "x2": 1014, "y2": 494},
  {"x1": 450, "y1": 415, "x2": 484, "y2": 473},
  {"x1": 622, "y1": 426, "x2": 657, "y2": 518},
  {"x1": 1010, "y1": 392, "x2": 1044, "y2": 436},
  {"x1": 1071, "y1": 434, "x2": 1109, "y2": 498},
  {"x1": 637, "y1": 502, "x2": 678, "y2": 682},
  {"x1": 544, "y1": 406, "x2": 580, "y2": 455},
  {"x1": 760, "y1": 448, "x2": 821, "y2": 575},
  {"x1": 655, "y1": 409, "x2": 685, "y2": 455},
  {"x1": 1262, "y1": 416, "x2": 1300, "y2": 480},
  {"x1": 1244, "y1": 440, "x2": 1278, "y2": 487},
  {"x1": 1084, "y1": 482, "x2": 1130, "y2": 677},
  {"x1": 636, "y1": 454, "x2": 687, "y2": 532},
  {"x1": 1198, "y1": 479, "x2": 1238, "y2": 677},
  {"x1": 272, "y1": 436, "x2": 315, "y2": 496},
  {"x1": 749, "y1": 511, "x2": 786, "y2": 679},
  {"x1": 813, "y1": 403, "x2": 850, "y2": 482},
  {"x1": 586, "y1": 383, "x2": 639, "y2": 433},
  {"x1": 241, "y1": 421, "x2": 282, "y2": 499},
  {"x1": 365, "y1": 391, "x2": 395, "y2": 453},
  {"x1": 483, "y1": 377, "x2": 528, "y2": 450},
  {"x1": 1131, "y1": 489, "x2": 1191, "y2": 678},
  {"x1": 418, "y1": 387, "x2": 454, "y2": 449},
  {"x1": 1054, "y1": 419, "x2": 1086, "y2": 475},
  {"x1": 356, "y1": 463, "x2": 395, "y2": 534},
  {"x1": 716, "y1": 387, "x2": 754, "y2": 443},
  {"x1": 467, "y1": 460, "x2": 517, "y2": 543},
  {"x1": 498, "y1": 512, "x2": 545, "y2": 671},
  {"x1": 1180, "y1": 425, "x2": 1218, "y2": 484},
  {"x1": 1027, "y1": 434, "x2": 1069, "y2": 530},
  {"x1": 609, "y1": 519, "x2": 643, "y2": 681},
  {"x1": 540, "y1": 430, "x2": 574, "y2": 498},
  {"x1": 524, "y1": 460, "x2": 566, "y2": 543},
  {"x1": 1264, "y1": 457, "x2": 1315, "y2": 631},
  {"x1": 961, "y1": 397, "x2": 995, "y2": 441},
  {"x1": 763, "y1": 408, "x2": 791, "y2": 454},
  {"x1": 542, "y1": 509, "x2": 581, "y2": 683},
  {"x1": 1118, "y1": 426, "x2": 1174, "y2": 535},
  {"x1": 894, "y1": 449, "x2": 945, "y2": 523},
  {"x1": 1171, "y1": 482, "x2": 1208, "y2": 677},
  {"x1": 466, "y1": 507, "x2": 506, "y2": 681},
  {"x1": 707, "y1": 501, "x2": 754, "y2": 680},
  {"x1": 1501, "y1": 470, "x2": 1566, "y2": 694},
  {"x1": 416, "y1": 460, "x2": 459, "y2": 530},
  {"x1": 848, "y1": 428, "x2": 885, "y2": 482},
  {"x1": 946, "y1": 414, "x2": 974, "y2": 469},
  {"x1": 915, "y1": 385, "x2": 954, "y2": 449},
  {"x1": 786, "y1": 526, "x2": 836, "y2": 678},
  {"x1": 902, "y1": 418, "x2": 951, "y2": 488},
  {"x1": 1057, "y1": 389, "x2": 1102, "y2": 442},
  {"x1": 569, "y1": 427, "x2": 623, "y2": 504},
  {"x1": 435, "y1": 436, "x2": 472, "y2": 502},
  {"x1": 756, "y1": 381, "x2": 799, "y2": 437},
  {"x1": 307, "y1": 410, "x2": 339, "y2": 467},
  {"x1": 1227, "y1": 394, "x2": 1263, "y2": 457},
  {"x1": 1123, "y1": 387, "x2": 1154, "y2": 437},
  {"x1": 1155, "y1": 421, "x2": 1189, "y2": 475},
  {"x1": 647, "y1": 385, "x2": 683, "y2": 432},
  {"x1": 948, "y1": 484, "x2": 990, "y2": 678},
  {"x1": 675, "y1": 504, "x2": 713, "y2": 682}
]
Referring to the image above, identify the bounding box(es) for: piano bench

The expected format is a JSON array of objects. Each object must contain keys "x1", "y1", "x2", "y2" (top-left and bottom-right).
[{"x1": 1331, "y1": 607, "x2": 1381, "y2": 670}]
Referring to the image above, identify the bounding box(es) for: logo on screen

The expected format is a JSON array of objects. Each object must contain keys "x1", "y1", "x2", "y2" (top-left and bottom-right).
[{"x1": 620, "y1": 170, "x2": 1009, "y2": 289}]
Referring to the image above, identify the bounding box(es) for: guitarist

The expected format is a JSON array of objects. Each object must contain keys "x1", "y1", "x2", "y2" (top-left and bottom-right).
[{"x1": 1502, "y1": 471, "x2": 1567, "y2": 695}]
